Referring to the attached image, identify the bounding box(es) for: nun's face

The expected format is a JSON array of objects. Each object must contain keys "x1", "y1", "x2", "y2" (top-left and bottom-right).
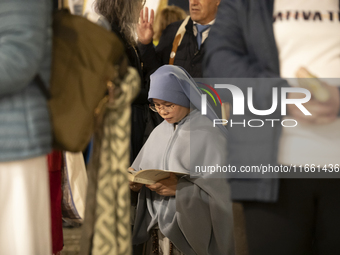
[{"x1": 152, "y1": 99, "x2": 190, "y2": 124}]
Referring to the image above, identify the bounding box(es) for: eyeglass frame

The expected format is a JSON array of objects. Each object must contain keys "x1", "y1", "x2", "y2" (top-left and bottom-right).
[{"x1": 149, "y1": 102, "x2": 176, "y2": 113}]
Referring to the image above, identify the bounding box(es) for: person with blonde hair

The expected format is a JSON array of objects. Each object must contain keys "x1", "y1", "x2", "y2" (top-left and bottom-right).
[{"x1": 153, "y1": 5, "x2": 187, "y2": 46}]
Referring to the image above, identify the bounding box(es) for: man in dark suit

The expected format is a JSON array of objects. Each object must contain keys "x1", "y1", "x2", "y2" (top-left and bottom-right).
[{"x1": 137, "y1": 0, "x2": 220, "y2": 78}]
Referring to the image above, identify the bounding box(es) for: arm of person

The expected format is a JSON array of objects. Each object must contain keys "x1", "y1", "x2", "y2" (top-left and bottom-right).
[
  {"x1": 203, "y1": 0, "x2": 290, "y2": 113},
  {"x1": 137, "y1": 7, "x2": 161, "y2": 74},
  {"x1": 204, "y1": 0, "x2": 279, "y2": 78},
  {"x1": 288, "y1": 83, "x2": 340, "y2": 124},
  {"x1": 137, "y1": 7, "x2": 179, "y2": 76},
  {"x1": 0, "y1": 0, "x2": 50, "y2": 96},
  {"x1": 145, "y1": 173, "x2": 178, "y2": 196}
]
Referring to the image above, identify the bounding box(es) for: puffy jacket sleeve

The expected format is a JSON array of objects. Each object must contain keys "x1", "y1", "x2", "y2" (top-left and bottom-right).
[{"x1": 0, "y1": 0, "x2": 51, "y2": 96}]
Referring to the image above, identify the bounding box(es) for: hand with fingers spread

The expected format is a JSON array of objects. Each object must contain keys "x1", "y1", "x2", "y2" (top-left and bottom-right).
[
  {"x1": 288, "y1": 84, "x2": 340, "y2": 125},
  {"x1": 146, "y1": 173, "x2": 178, "y2": 196},
  {"x1": 137, "y1": 7, "x2": 155, "y2": 45}
]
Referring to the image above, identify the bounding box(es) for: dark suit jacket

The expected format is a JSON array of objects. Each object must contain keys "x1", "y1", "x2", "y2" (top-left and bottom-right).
[
  {"x1": 204, "y1": 0, "x2": 285, "y2": 202},
  {"x1": 138, "y1": 18, "x2": 206, "y2": 78}
]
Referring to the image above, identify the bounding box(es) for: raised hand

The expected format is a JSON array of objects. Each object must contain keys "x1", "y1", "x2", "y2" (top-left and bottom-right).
[{"x1": 137, "y1": 7, "x2": 155, "y2": 45}]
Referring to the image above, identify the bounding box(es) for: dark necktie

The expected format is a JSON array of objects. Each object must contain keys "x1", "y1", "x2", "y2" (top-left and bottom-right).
[{"x1": 196, "y1": 24, "x2": 210, "y2": 50}]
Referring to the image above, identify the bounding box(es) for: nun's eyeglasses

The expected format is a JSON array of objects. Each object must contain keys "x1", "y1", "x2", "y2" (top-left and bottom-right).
[{"x1": 149, "y1": 103, "x2": 175, "y2": 113}]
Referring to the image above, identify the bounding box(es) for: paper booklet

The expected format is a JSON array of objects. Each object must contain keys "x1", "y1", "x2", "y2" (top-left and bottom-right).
[{"x1": 127, "y1": 169, "x2": 187, "y2": 185}]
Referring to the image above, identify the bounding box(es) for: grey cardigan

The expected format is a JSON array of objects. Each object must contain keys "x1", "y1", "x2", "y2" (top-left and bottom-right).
[{"x1": 0, "y1": 0, "x2": 52, "y2": 161}]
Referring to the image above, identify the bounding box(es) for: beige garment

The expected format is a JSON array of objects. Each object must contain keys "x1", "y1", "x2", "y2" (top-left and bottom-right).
[
  {"x1": 0, "y1": 156, "x2": 51, "y2": 255},
  {"x1": 80, "y1": 67, "x2": 140, "y2": 255}
]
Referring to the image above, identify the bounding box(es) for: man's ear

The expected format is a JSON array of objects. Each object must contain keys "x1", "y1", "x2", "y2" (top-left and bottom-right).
[{"x1": 216, "y1": 0, "x2": 221, "y2": 7}]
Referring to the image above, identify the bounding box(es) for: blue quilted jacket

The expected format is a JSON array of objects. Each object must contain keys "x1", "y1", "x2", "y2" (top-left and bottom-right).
[{"x1": 0, "y1": 0, "x2": 52, "y2": 161}]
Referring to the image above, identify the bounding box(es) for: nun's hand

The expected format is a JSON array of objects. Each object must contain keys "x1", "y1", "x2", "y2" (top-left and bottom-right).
[
  {"x1": 129, "y1": 181, "x2": 144, "y2": 192},
  {"x1": 146, "y1": 173, "x2": 178, "y2": 196}
]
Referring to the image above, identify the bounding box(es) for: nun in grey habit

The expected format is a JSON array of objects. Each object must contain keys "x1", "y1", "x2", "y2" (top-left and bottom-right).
[{"x1": 130, "y1": 65, "x2": 234, "y2": 255}]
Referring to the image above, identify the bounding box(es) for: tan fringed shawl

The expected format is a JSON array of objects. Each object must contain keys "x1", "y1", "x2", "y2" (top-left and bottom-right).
[{"x1": 80, "y1": 67, "x2": 140, "y2": 255}]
